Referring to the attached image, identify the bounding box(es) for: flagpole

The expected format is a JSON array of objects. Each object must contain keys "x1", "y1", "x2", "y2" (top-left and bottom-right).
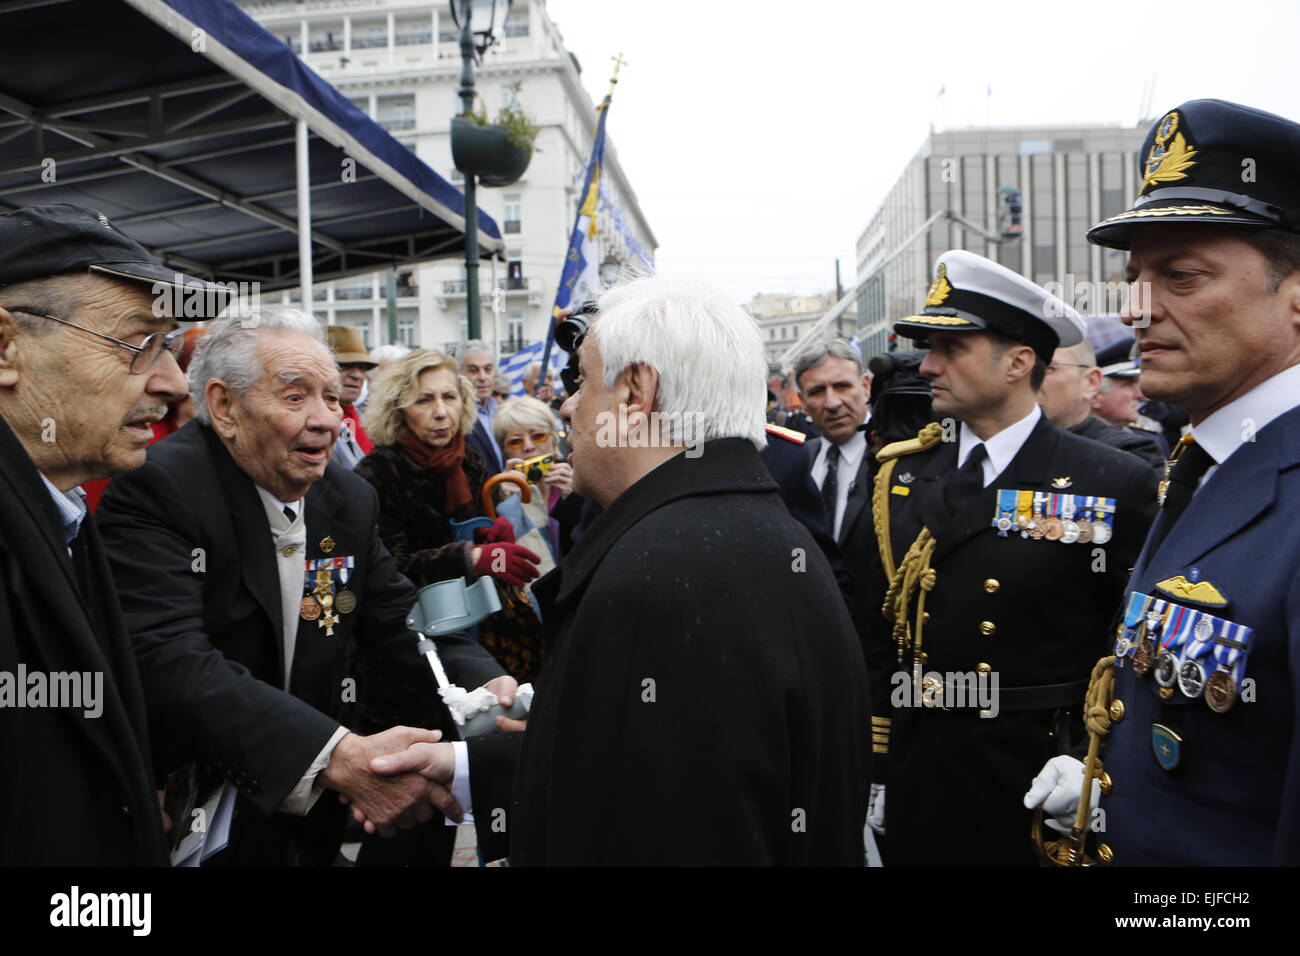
[{"x1": 536, "y1": 54, "x2": 625, "y2": 398}]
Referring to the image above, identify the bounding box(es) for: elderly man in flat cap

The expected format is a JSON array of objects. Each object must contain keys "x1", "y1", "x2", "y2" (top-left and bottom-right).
[
  {"x1": 0, "y1": 203, "x2": 229, "y2": 864},
  {"x1": 868, "y1": 249, "x2": 1157, "y2": 866}
]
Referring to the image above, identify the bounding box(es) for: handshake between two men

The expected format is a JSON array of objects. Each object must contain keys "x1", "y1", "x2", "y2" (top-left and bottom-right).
[{"x1": 328, "y1": 675, "x2": 524, "y2": 836}]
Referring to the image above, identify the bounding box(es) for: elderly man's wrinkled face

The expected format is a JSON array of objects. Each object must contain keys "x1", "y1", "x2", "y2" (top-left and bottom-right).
[
  {"x1": 0, "y1": 275, "x2": 188, "y2": 487},
  {"x1": 339, "y1": 364, "x2": 369, "y2": 406},
  {"x1": 461, "y1": 350, "x2": 495, "y2": 404},
  {"x1": 211, "y1": 331, "x2": 342, "y2": 501},
  {"x1": 560, "y1": 334, "x2": 618, "y2": 504}
]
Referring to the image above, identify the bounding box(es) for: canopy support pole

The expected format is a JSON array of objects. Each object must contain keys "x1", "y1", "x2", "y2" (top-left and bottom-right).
[{"x1": 296, "y1": 117, "x2": 315, "y2": 316}]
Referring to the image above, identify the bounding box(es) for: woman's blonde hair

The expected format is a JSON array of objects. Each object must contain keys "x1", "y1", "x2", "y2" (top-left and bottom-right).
[
  {"x1": 492, "y1": 395, "x2": 560, "y2": 448},
  {"x1": 364, "y1": 348, "x2": 478, "y2": 445}
]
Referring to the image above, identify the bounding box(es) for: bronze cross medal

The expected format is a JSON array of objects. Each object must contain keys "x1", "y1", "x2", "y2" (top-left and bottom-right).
[{"x1": 314, "y1": 567, "x2": 338, "y2": 636}]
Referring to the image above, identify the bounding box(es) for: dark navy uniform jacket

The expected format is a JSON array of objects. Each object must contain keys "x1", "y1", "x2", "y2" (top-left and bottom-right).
[{"x1": 1102, "y1": 404, "x2": 1300, "y2": 865}]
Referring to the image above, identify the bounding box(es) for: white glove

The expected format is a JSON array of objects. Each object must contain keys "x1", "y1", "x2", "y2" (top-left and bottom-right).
[
  {"x1": 1023, "y1": 755, "x2": 1099, "y2": 834},
  {"x1": 867, "y1": 783, "x2": 886, "y2": 835}
]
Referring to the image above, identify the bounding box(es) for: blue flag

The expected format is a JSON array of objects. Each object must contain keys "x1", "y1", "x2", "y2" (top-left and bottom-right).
[{"x1": 538, "y1": 95, "x2": 612, "y2": 391}]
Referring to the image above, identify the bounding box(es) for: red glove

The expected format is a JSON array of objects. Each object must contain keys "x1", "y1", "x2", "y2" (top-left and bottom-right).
[
  {"x1": 474, "y1": 542, "x2": 541, "y2": 589},
  {"x1": 475, "y1": 517, "x2": 516, "y2": 545}
]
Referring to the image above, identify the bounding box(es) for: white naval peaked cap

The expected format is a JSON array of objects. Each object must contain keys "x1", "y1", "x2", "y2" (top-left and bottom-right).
[{"x1": 894, "y1": 250, "x2": 1085, "y2": 361}]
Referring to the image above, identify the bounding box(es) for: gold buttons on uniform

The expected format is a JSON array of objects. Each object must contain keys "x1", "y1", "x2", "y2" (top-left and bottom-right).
[
  {"x1": 983, "y1": 578, "x2": 1000, "y2": 593},
  {"x1": 1109, "y1": 699, "x2": 1125, "y2": 722},
  {"x1": 979, "y1": 620, "x2": 996, "y2": 636},
  {"x1": 922, "y1": 611, "x2": 931, "y2": 623},
  {"x1": 1159, "y1": 686, "x2": 1175, "y2": 700},
  {"x1": 976, "y1": 662, "x2": 992, "y2": 675},
  {"x1": 1098, "y1": 771, "x2": 1113, "y2": 796},
  {"x1": 282, "y1": 546, "x2": 298, "y2": 557},
  {"x1": 1096, "y1": 843, "x2": 1114, "y2": 865}
]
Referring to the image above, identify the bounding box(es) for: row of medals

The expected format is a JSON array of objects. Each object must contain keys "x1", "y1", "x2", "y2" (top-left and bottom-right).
[
  {"x1": 1116, "y1": 611, "x2": 1237, "y2": 713},
  {"x1": 300, "y1": 566, "x2": 356, "y2": 635},
  {"x1": 996, "y1": 494, "x2": 1112, "y2": 544}
]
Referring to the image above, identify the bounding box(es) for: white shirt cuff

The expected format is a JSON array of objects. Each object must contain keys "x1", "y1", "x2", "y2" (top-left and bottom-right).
[
  {"x1": 446, "y1": 740, "x2": 474, "y2": 826},
  {"x1": 279, "y1": 725, "x2": 350, "y2": 816}
]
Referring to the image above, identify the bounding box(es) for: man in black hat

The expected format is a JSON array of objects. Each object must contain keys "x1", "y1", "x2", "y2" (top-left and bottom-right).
[
  {"x1": 1026, "y1": 99, "x2": 1300, "y2": 865},
  {"x1": 0, "y1": 203, "x2": 232, "y2": 864},
  {"x1": 868, "y1": 249, "x2": 1157, "y2": 866}
]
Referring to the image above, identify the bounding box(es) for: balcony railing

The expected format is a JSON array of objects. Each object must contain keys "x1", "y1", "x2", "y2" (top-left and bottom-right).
[
  {"x1": 504, "y1": 22, "x2": 529, "y2": 37},
  {"x1": 502, "y1": 220, "x2": 521, "y2": 234},
  {"x1": 443, "y1": 278, "x2": 529, "y2": 294},
  {"x1": 379, "y1": 117, "x2": 415, "y2": 131},
  {"x1": 395, "y1": 30, "x2": 432, "y2": 46},
  {"x1": 352, "y1": 35, "x2": 388, "y2": 49},
  {"x1": 308, "y1": 37, "x2": 344, "y2": 52},
  {"x1": 336, "y1": 287, "x2": 374, "y2": 300}
]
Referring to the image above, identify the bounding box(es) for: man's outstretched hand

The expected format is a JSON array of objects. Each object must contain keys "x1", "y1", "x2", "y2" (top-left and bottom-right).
[
  {"x1": 322, "y1": 726, "x2": 461, "y2": 836},
  {"x1": 369, "y1": 741, "x2": 463, "y2": 823}
]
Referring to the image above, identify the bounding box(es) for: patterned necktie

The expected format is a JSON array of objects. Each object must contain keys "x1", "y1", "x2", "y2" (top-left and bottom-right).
[
  {"x1": 1148, "y1": 437, "x2": 1214, "y2": 554},
  {"x1": 821, "y1": 442, "x2": 841, "y2": 528},
  {"x1": 944, "y1": 443, "x2": 988, "y2": 513}
]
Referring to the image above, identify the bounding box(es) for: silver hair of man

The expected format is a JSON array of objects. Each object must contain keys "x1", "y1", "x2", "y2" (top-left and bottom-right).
[
  {"x1": 189, "y1": 307, "x2": 327, "y2": 424},
  {"x1": 452, "y1": 339, "x2": 493, "y2": 363},
  {"x1": 591, "y1": 275, "x2": 768, "y2": 448},
  {"x1": 793, "y1": 339, "x2": 864, "y2": 390}
]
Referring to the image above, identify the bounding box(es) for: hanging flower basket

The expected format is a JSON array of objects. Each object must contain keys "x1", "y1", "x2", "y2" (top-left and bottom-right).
[{"x1": 451, "y1": 117, "x2": 532, "y2": 187}]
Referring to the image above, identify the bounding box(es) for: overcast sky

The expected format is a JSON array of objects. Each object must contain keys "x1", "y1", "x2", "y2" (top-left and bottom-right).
[{"x1": 546, "y1": 0, "x2": 1300, "y2": 304}]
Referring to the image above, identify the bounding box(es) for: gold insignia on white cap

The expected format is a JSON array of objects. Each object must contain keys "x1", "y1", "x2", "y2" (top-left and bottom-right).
[{"x1": 924, "y1": 263, "x2": 952, "y2": 306}]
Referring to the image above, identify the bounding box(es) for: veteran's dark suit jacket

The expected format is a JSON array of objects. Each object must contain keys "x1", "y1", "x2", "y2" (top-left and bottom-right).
[
  {"x1": 0, "y1": 416, "x2": 169, "y2": 866},
  {"x1": 1102, "y1": 404, "x2": 1300, "y2": 865},
  {"x1": 871, "y1": 414, "x2": 1157, "y2": 865},
  {"x1": 97, "y1": 422, "x2": 504, "y2": 865},
  {"x1": 467, "y1": 438, "x2": 872, "y2": 865}
]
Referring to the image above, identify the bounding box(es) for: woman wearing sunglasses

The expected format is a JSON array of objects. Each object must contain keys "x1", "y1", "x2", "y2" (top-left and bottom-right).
[{"x1": 492, "y1": 396, "x2": 583, "y2": 557}]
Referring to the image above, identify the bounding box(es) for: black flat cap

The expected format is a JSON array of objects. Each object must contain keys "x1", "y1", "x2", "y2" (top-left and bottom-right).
[{"x1": 0, "y1": 203, "x2": 234, "y2": 320}]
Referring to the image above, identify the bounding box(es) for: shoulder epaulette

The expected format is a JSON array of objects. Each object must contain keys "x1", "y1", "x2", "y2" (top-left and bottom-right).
[
  {"x1": 875, "y1": 421, "x2": 945, "y2": 463},
  {"x1": 765, "y1": 423, "x2": 806, "y2": 445}
]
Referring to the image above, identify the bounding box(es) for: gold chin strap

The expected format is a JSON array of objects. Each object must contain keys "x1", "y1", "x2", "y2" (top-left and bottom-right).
[{"x1": 873, "y1": 422, "x2": 946, "y2": 675}]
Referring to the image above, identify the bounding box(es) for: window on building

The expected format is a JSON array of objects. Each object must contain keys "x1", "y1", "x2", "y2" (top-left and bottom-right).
[
  {"x1": 507, "y1": 313, "x2": 524, "y2": 350},
  {"x1": 458, "y1": 313, "x2": 469, "y2": 341},
  {"x1": 398, "y1": 318, "x2": 416, "y2": 347},
  {"x1": 503, "y1": 193, "x2": 521, "y2": 233},
  {"x1": 504, "y1": 14, "x2": 529, "y2": 37}
]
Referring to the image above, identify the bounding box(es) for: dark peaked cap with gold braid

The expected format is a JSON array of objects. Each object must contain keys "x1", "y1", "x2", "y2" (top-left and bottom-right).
[
  {"x1": 894, "y1": 249, "x2": 1085, "y2": 363},
  {"x1": 1088, "y1": 99, "x2": 1300, "y2": 250}
]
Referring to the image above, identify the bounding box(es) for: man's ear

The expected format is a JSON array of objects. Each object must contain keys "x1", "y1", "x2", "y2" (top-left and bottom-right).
[
  {"x1": 623, "y1": 362, "x2": 659, "y2": 415},
  {"x1": 1082, "y1": 366, "x2": 1103, "y2": 403},
  {"x1": 205, "y1": 379, "x2": 239, "y2": 438},
  {"x1": 861, "y1": 372, "x2": 872, "y2": 402},
  {"x1": 1004, "y1": 344, "x2": 1037, "y2": 385},
  {"x1": 0, "y1": 308, "x2": 23, "y2": 388}
]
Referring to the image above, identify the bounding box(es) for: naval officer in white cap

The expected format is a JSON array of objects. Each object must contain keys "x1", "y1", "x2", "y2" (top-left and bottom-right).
[{"x1": 863, "y1": 250, "x2": 1158, "y2": 865}]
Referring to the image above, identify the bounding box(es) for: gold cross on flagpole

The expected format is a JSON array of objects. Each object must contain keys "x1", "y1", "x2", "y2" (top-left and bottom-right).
[{"x1": 605, "y1": 53, "x2": 627, "y2": 99}]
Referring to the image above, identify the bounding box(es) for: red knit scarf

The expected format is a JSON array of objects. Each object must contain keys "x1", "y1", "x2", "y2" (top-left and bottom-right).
[{"x1": 399, "y1": 430, "x2": 473, "y2": 513}]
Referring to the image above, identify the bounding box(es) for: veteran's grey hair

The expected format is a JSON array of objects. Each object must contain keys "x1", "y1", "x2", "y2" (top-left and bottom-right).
[{"x1": 189, "y1": 307, "x2": 327, "y2": 424}]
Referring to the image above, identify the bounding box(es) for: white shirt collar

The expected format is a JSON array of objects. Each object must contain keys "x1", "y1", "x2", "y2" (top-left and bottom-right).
[
  {"x1": 958, "y1": 404, "x2": 1042, "y2": 486},
  {"x1": 1191, "y1": 364, "x2": 1300, "y2": 466},
  {"x1": 818, "y1": 411, "x2": 871, "y2": 465},
  {"x1": 256, "y1": 486, "x2": 303, "y2": 533}
]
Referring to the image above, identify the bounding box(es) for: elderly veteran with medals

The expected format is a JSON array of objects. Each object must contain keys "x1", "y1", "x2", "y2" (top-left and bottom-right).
[
  {"x1": 1025, "y1": 99, "x2": 1300, "y2": 866},
  {"x1": 97, "y1": 309, "x2": 514, "y2": 866},
  {"x1": 868, "y1": 250, "x2": 1157, "y2": 866}
]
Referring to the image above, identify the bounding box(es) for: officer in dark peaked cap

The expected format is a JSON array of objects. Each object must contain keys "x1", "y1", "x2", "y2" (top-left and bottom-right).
[
  {"x1": 867, "y1": 249, "x2": 1157, "y2": 866},
  {"x1": 1026, "y1": 99, "x2": 1300, "y2": 865}
]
